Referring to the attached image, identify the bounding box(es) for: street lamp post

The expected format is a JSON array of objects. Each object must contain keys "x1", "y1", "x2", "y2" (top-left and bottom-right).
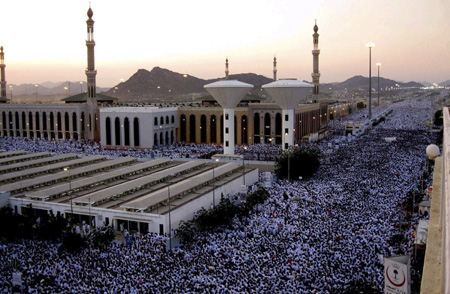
[
  {"x1": 64, "y1": 167, "x2": 74, "y2": 225},
  {"x1": 365, "y1": 43, "x2": 375, "y2": 119},
  {"x1": 376, "y1": 63, "x2": 381, "y2": 106},
  {"x1": 35, "y1": 84, "x2": 38, "y2": 100},
  {"x1": 183, "y1": 74, "x2": 187, "y2": 97},
  {"x1": 167, "y1": 173, "x2": 174, "y2": 251},
  {"x1": 242, "y1": 146, "x2": 247, "y2": 185},
  {"x1": 88, "y1": 195, "x2": 92, "y2": 228},
  {"x1": 80, "y1": 82, "x2": 83, "y2": 93}
]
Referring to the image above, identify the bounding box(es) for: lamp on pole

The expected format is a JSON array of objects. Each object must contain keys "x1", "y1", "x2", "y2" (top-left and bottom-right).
[
  {"x1": 63, "y1": 167, "x2": 73, "y2": 225},
  {"x1": 242, "y1": 146, "x2": 247, "y2": 185},
  {"x1": 35, "y1": 84, "x2": 38, "y2": 100},
  {"x1": 167, "y1": 173, "x2": 175, "y2": 251},
  {"x1": 88, "y1": 195, "x2": 92, "y2": 228},
  {"x1": 365, "y1": 43, "x2": 375, "y2": 119},
  {"x1": 80, "y1": 81, "x2": 83, "y2": 93},
  {"x1": 376, "y1": 63, "x2": 381, "y2": 106},
  {"x1": 212, "y1": 158, "x2": 219, "y2": 207}
]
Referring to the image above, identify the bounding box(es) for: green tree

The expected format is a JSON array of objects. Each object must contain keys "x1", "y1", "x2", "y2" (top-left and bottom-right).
[
  {"x1": 275, "y1": 147, "x2": 321, "y2": 180},
  {"x1": 434, "y1": 109, "x2": 443, "y2": 126},
  {"x1": 356, "y1": 102, "x2": 366, "y2": 109}
]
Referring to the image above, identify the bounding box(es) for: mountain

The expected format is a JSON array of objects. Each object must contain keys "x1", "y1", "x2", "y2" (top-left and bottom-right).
[
  {"x1": 322, "y1": 75, "x2": 423, "y2": 92},
  {"x1": 421, "y1": 81, "x2": 433, "y2": 87},
  {"x1": 439, "y1": 80, "x2": 450, "y2": 87},
  {"x1": 8, "y1": 82, "x2": 109, "y2": 97},
  {"x1": 104, "y1": 67, "x2": 273, "y2": 101}
]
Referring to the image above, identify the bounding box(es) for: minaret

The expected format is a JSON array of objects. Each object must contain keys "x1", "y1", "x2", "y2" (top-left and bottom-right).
[
  {"x1": 86, "y1": 6, "x2": 99, "y2": 140},
  {"x1": 225, "y1": 58, "x2": 229, "y2": 79},
  {"x1": 0, "y1": 47, "x2": 6, "y2": 99},
  {"x1": 273, "y1": 56, "x2": 277, "y2": 81},
  {"x1": 312, "y1": 20, "x2": 320, "y2": 95}
]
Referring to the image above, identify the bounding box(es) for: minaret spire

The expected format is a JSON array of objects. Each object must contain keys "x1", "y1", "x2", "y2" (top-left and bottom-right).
[
  {"x1": 273, "y1": 55, "x2": 277, "y2": 81},
  {"x1": 225, "y1": 58, "x2": 229, "y2": 79},
  {"x1": 85, "y1": 6, "x2": 99, "y2": 140},
  {"x1": 0, "y1": 46, "x2": 6, "y2": 99},
  {"x1": 312, "y1": 20, "x2": 320, "y2": 95}
]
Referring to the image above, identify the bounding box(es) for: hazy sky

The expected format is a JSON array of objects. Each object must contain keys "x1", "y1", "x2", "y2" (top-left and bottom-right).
[{"x1": 2, "y1": 0, "x2": 450, "y2": 87}]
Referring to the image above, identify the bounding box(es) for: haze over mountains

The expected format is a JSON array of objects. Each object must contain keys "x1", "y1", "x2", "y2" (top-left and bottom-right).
[{"x1": 8, "y1": 66, "x2": 448, "y2": 102}]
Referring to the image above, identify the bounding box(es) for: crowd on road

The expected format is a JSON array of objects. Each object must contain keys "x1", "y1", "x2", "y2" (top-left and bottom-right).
[{"x1": 0, "y1": 97, "x2": 438, "y2": 293}]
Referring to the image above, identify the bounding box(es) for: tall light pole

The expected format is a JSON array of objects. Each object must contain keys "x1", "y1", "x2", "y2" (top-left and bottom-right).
[
  {"x1": 80, "y1": 81, "x2": 83, "y2": 93},
  {"x1": 242, "y1": 146, "x2": 247, "y2": 185},
  {"x1": 365, "y1": 43, "x2": 375, "y2": 119},
  {"x1": 35, "y1": 84, "x2": 38, "y2": 100},
  {"x1": 183, "y1": 74, "x2": 187, "y2": 98},
  {"x1": 212, "y1": 158, "x2": 220, "y2": 206},
  {"x1": 88, "y1": 195, "x2": 92, "y2": 228},
  {"x1": 167, "y1": 173, "x2": 174, "y2": 251},
  {"x1": 64, "y1": 167, "x2": 73, "y2": 225},
  {"x1": 376, "y1": 63, "x2": 381, "y2": 106}
]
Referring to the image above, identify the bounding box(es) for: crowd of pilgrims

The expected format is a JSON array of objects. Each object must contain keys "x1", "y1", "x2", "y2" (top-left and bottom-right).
[{"x1": 0, "y1": 96, "x2": 438, "y2": 293}]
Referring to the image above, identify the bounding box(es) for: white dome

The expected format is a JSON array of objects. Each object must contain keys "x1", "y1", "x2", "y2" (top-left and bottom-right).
[
  {"x1": 262, "y1": 79, "x2": 313, "y2": 109},
  {"x1": 204, "y1": 80, "x2": 253, "y2": 109},
  {"x1": 204, "y1": 80, "x2": 253, "y2": 88},
  {"x1": 426, "y1": 144, "x2": 440, "y2": 159},
  {"x1": 262, "y1": 79, "x2": 313, "y2": 88}
]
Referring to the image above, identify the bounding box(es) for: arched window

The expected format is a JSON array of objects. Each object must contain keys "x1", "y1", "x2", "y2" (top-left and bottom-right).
[
  {"x1": 160, "y1": 132, "x2": 164, "y2": 145},
  {"x1": 234, "y1": 115, "x2": 237, "y2": 144},
  {"x1": 57, "y1": 112, "x2": 62, "y2": 131},
  {"x1": 133, "y1": 118, "x2": 140, "y2": 147},
  {"x1": 49, "y1": 112, "x2": 54, "y2": 131},
  {"x1": 189, "y1": 114, "x2": 196, "y2": 143},
  {"x1": 154, "y1": 133, "x2": 158, "y2": 146},
  {"x1": 81, "y1": 112, "x2": 85, "y2": 132},
  {"x1": 275, "y1": 112, "x2": 282, "y2": 144},
  {"x1": 210, "y1": 115, "x2": 217, "y2": 143},
  {"x1": 254, "y1": 113, "x2": 260, "y2": 135},
  {"x1": 220, "y1": 115, "x2": 224, "y2": 144},
  {"x1": 160, "y1": 116, "x2": 164, "y2": 125},
  {"x1": 165, "y1": 131, "x2": 169, "y2": 146},
  {"x1": 264, "y1": 113, "x2": 271, "y2": 142},
  {"x1": 171, "y1": 115, "x2": 175, "y2": 124},
  {"x1": 72, "y1": 113, "x2": 78, "y2": 132},
  {"x1": 35, "y1": 112, "x2": 41, "y2": 130},
  {"x1": 114, "y1": 117, "x2": 120, "y2": 146},
  {"x1": 15, "y1": 112, "x2": 20, "y2": 131},
  {"x1": 171, "y1": 130, "x2": 174, "y2": 144},
  {"x1": 241, "y1": 115, "x2": 248, "y2": 145},
  {"x1": 105, "y1": 117, "x2": 111, "y2": 145},
  {"x1": 180, "y1": 115, "x2": 186, "y2": 142},
  {"x1": 166, "y1": 116, "x2": 169, "y2": 124},
  {"x1": 154, "y1": 117, "x2": 158, "y2": 126},
  {"x1": 1, "y1": 112, "x2": 6, "y2": 132},
  {"x1": 124, "y1": 117, "x2": 130, "y2": 146},
  {"x1": 8, "y1": 112, "x2": 13, "y2": 132},
  {"x1": 64, "y1": 112, "x2": 69, "y2": 131},
  {"x1": 22, "y1": 112, "x2": 26, "y2": 130},
  {"x1": 42, "y1": 112, "x2": 47, "y2": 131},
  {"x1": 28, "y1": 112, "x2": 33, "y2": 129},
  {"x1": 200, "y1": 115, "x2": 207, "y2": 143}
]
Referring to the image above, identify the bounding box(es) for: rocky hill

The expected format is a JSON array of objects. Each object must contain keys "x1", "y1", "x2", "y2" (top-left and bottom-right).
[
  {"x1": 104, "y1": 67, "x2": 274, "y2": 101},
  {"x1": 322, "y1": 75, "x2": 423, "y2": 92}
]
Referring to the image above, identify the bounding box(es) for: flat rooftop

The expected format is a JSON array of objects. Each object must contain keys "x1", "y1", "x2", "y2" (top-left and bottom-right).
[{"x1": 6, "y1": 151, "x2": 254, "y2": 216}]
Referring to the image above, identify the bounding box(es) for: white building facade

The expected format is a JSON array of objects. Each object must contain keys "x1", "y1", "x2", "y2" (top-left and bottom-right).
[{"x1": 100, "y1": 107, "x2": 178, "y2": 149}]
